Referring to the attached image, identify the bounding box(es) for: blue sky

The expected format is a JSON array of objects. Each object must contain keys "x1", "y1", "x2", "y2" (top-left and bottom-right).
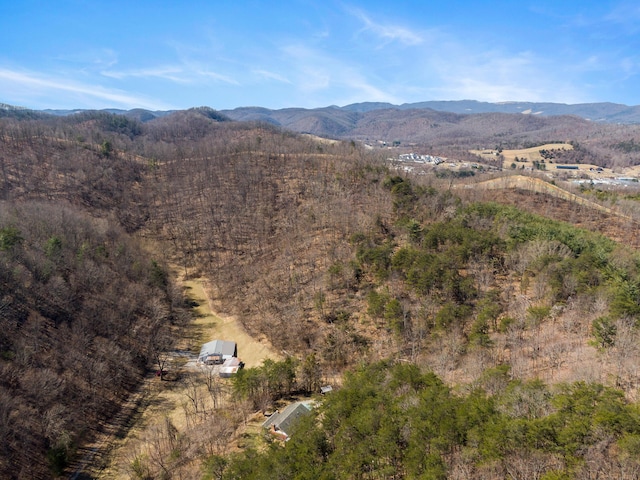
[{"x1": 1, "y1": 0, "x2": 639, "y2": 111}]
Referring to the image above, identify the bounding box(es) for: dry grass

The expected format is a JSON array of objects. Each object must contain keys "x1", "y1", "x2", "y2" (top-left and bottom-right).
[
  {"x1": 471, "y1": 143, "x2": 640, "y2": 178},
  {"x1": 470, "y1": 144, "x2": 574, "y2": 165},
  {"x1": 462, "y1": 175, "x2": 629, "y2": 218},
  {"x1": 179, "y1": 277, "x2": 283, "y2": 368},
  {"x1": 94, "y1": 273, "x2": 282, "y2": 479}
]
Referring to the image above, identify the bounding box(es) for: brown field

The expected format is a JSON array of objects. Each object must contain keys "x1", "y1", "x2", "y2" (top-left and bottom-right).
[
  {"x1": 471, "y1": 143, "x2": 640, "y2": 179},
  {"x1": 471, "y1": 143, "x2": 572, "y2": 163},
  {"x1": 179, "y1": 276, "x2": 283, "y2": 368}
]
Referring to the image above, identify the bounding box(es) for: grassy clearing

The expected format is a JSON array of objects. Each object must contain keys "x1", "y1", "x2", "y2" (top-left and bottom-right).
[
  {"x1": 95, "y1": 274, "x2": 283, "y2": 479},
  {"x1": 470, "y1": 143, "x2": 575, "y2": 169}
]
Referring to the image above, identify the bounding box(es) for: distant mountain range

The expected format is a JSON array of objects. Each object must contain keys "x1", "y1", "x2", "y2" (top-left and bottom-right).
[
  {"x1": 2, "y1": 100, "x2": 639, "y2": 125},
  {"x1": 342, "y1": 100, "x2": 640, "y2": 123},
  {"x1": 219, "y1": 100, "x2": 640, "y2": 125},
  {"x1": 215, "y1": 103, "x2": 623, "y2": 145},
  {"x1": 2, "y1": 100, "x2": 640, "y2": 148}
]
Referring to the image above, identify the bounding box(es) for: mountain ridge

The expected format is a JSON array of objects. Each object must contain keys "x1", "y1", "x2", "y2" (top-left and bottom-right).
[
  {"x1": 222, "y1": 100, "x2": 640, "y2": 124},
  {"x1": 1, "y1": 99, "x2": 637, "y2": 124}
]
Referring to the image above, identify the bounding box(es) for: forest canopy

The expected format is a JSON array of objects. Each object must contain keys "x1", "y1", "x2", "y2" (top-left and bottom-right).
[{"x1": 219, "y1": 361, "x2": 640, "y2": 479}]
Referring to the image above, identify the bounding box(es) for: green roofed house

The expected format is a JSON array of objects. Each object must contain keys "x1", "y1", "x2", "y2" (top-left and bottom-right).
[
  {"x1": 197, "y1": 339, "x2": 237, "y2": 365},
  {"x1": 262, "y1": 401, "x2": 314, "y2": 441}
]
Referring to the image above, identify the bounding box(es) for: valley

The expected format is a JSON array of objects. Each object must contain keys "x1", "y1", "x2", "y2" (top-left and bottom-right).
[{"x1": 1, "y1": 105, "x2": 640, "y2": 478}]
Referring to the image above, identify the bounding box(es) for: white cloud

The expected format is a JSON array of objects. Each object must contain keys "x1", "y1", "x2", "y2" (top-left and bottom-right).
[
  {"x1": 415, "y1": 43, "x2": 588, "y2": 104},
  {"x1": 101, "y1": 66, "x2": 187, "y2": 83},
  {"x1": 54, "y1": 48, "x2": 119, "y2": 68},
  {"x1": 337, "y1": 77, "x2": 401, "y2": 105},
  {"x1": 101, "y1": 63, "x2": 239, "y2": 85},
  {"x1": 195, "y1": 69, "x2": 240, "y2": 85},
  {"x1": 275, "y1": 4, "x2": 606, "y2": 108},
  {"x1": 281, "y1": 44, "x2": 330, "y2": 92},
  {"x1": 0, "y1": 68, "x2": 173, "y2": 110},
  {"x1": 347, "y1": 7, "x2": 424, "y2": 46},
  {"x1": 279, "y1": 43, "x2": 400, "y2": 105},
  {"x1": 437, "y1": 77, "x2": 543, "y2": 103},
  {"x1": 604, "y1": 3, "x2": 640, "y2": 32},
  {"x1": 252, "y1": 69, "x2": 292, "y2": 84},
  {"x1": 620, "y1": 56, "x2": 640, "y2": 76}
]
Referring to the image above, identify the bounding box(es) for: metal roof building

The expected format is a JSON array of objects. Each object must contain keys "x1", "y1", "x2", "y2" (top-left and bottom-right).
[
  {"x1": 197, "y1": 339, "x2": 237, "y2": 364},
  {"x1": 219, "y1": 357, "x2": 243, "y2": 377}
]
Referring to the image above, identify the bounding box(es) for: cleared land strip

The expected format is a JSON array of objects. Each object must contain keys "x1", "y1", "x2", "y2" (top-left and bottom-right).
[
  {"x1": 461, "y1": 175, "x2": 635, "y2": 222},
  {"x1": 179, "y1": 276, "x2": 282, "y2": 368},
  {"x1": 72, "y1": 274, "x2": 281, "y2": 479}
]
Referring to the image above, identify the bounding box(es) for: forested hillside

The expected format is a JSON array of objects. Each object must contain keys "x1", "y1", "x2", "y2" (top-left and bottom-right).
[
  {"x1": 2, "y1": 108, "x2": 640, "y2": 478},
  {"x1": 0, "y1": 113, "x2": 185, "y2": 478},
  {"x1": 0, "y1": 203, "x2": 183, "y2": 478},
  {"x1": 222, "y1": 361, "x2": 640, "y2": 479}
]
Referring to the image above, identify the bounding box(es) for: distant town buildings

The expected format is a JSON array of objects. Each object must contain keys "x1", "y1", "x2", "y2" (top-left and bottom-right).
[{"x1": 395, "y1": 153, "x2": 447, "y2": 164}]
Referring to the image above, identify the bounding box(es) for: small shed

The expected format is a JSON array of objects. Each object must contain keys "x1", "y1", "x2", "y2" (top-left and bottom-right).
[
  {"x1": 262, "y1": 401, "x2": 313, "y2": 440},
  {"x1": 198, "y1": 340, "x2": 237, "y2": 365},
  {"x1": 219, "y1": 357, "x2": 243, "y2": 377}
]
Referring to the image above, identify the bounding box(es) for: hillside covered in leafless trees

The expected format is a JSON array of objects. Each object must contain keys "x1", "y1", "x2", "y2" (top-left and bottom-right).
[{"x1": 2, "y1": 106, "x2": 640, "y2": 478}]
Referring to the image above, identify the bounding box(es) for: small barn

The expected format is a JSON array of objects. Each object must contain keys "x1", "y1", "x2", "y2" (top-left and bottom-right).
[
  {"x1": 262, "y1": 401, "x2": 314, "y2": 440},
  {"x1": 198, "y1": 340, "x2": 237, "y2": 365}
]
